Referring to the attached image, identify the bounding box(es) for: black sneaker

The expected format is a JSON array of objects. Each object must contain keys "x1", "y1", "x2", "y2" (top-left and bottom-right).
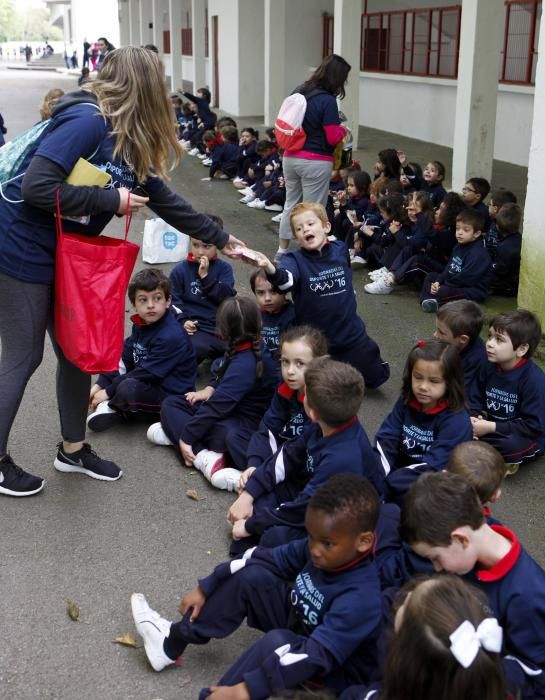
[
  {"x1": 0, "y1": 455, "x2": 45, "y2": 497},
  {"x1": 53, "y1": 443, "x2": 123, "y2": 481}
]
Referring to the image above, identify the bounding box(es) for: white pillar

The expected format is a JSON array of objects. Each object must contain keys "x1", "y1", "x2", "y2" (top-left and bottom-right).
[
  {"x1": 119, "y1": 0, "x2": 131, "y2": 47},
  {"x1": 129, "y1": 0, "x2": 140, "y2": 45},
  {"x1": 139, "y1": 0, "x2": 153, "y2": 45},
  {"x1": 264, "y1": 0, "x2": 287, "y2": 125},
  {"x1": 518, "y1": 10, "x2": 545, "y2": 321},
  {"x1": 152, "y1": 0, "x2": 164, "y2": 56},
  {"x1": 333, "y1": 0, "x2": 361, "y2": 149},
  {"x1": 191, "y1": 0, "x2": 206, "y2": 92},
  {"x1": 169, "y1": 0, "x2": 183, "y2": 91},
  {"x1": 451, "y1": 0, "x2": 504, "y2": 190}
]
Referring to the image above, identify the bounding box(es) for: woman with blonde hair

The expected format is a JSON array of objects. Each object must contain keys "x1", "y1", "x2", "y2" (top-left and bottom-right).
[{"x1": 0, "y1": 47, "x2": 242, "y2": 496}]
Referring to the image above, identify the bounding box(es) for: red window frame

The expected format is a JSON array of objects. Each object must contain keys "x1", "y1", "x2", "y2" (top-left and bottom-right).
[{"x1": 500, "y1": 0, "x2": 540, "y2": 85}]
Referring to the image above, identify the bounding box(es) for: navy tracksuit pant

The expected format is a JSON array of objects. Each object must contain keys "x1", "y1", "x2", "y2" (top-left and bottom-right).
[
  {"x1": 104, "y1": 378, "x2": 166, "y2": 416},
  {"x1": 331, "y1": 337, "x2": 390, "y2": 390}
]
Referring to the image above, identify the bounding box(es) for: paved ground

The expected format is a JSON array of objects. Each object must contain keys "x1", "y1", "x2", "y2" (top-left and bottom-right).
[{"x1": 1, "y1": 70, "x2": 543, "y2": 700}]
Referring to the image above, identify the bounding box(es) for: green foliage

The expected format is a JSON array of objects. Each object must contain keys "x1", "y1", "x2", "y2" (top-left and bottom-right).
[
  {"x1": 0, "y1": 0, "x2": 63, "y2": 42},
  {"x1": 0, "y1": 0, "x2": 16, "y2": 42}
]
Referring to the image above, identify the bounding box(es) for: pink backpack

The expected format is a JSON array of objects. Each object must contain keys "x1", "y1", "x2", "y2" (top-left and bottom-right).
[{"x1": 274, "y1": 93, "x2": 308, "y2": 151}]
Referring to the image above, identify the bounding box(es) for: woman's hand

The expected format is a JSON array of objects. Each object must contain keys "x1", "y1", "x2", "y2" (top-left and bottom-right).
[
  {"x1": 116, "y1": 188, "x2": 149, "y2": 214},
  {"x1": 222, "y1": 234, "x2": 247, "y2": 259}
]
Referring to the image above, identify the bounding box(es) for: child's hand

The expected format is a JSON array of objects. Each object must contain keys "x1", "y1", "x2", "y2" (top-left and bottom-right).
[
  {"x1": 185, "y1": 386, "x2": 215, "y2": 405},
  {"x1": 228, "y1": 490, "x2": 255, "y2": 523},
  {"x1": 184, "y1": 319, "x2": 198, "y2": 335},
  {"x1": 389, "y1": 220, "x2": 402, "y2": 234},
  {"x1": 471, "y1": 416, "x2": 496, "y2": 439},
  {"x1": 232, "y1": 519, "x2": 250, "y2": 540},
  {"x1": 247, "y1": 168, "x2": 254, "y2": 178},
  {"x1": 198, "y1": 255, "x2": 210, "y2": 278},
  {"x1": 89, "y1": 383, "x2": 101, "y2": 406},
  {"x1": 430, "y1": 281, "x2": 440, "y2": 294},
  {"x1": 237, "y1": 466, "x2": 256, "y2": 493},
  {"x1": 354, "y1": 236, "x2": 362, "y2": 252},
  {"x1": 179, "y1": 439, "x2": 196, "y2": 466},
  {"x1": 221, "y1": 234, "x2": 248, "y2": 259},
  {"x1": 208, "y1": 683, "x2": 250, "y2": 700},
  {"x1": 238, "y1": 250, "x2": 275, "y2": 273},
  {"x1": 361, "y1": 224, "x2": 376, "y2": 238},
  {"x1": 90, "y1": 388, "x2": 109, "y2": 410},
  {"x1": 179, "y1": 586, "x2": 207, "y2": 621}
]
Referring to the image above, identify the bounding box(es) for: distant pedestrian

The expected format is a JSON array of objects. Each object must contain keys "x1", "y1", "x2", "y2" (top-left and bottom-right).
[
  {"x1": 25, "y1": 45, "x2": 32, "y2": 63},
  {"x1": 78, "y1": 67, "x2": 91, "y2": 87},
  {"x1": 71, "y1": 50, "x2": 78, "y2": 69},
  {"x1": 95, "y1": 36, "x2": 114, "y2": 71},
  {"x1": 83, "y1": 39, "x2": 90, "y2": 68}
]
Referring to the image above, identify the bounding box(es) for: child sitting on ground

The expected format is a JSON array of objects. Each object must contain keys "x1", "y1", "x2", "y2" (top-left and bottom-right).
[
  {"x1": 169, "y1": 218, "x2": 236, "y2": 364},
  {"x1": 181, "y1": 87, "x2": 217, "y2": 156},
  {"x1": 87, "y1": 269, "x2": 196, "y2": 435},
  {"x1": 402, "y1": 471, "x2": 545, "y2": 700},
  {"x1": 485, "y1": 188, "x2": 517, "y2": 257},
  {"x1": 419, "y1": 159, "x2": 447, "y2": 209},
  {"x1": 488, "y1": 202, "x2": 522, "y2": 297},
  {"x1": 341, "y1": 575, "x2": 508, "y2": 700},
  {"x1": 433, "y1": 299, "x2": 487, "y2": 410},
  {"x1": 420, "y1": 209, "x2": 492, "y2": 313},
  {"x1": 250, "y1": 268, "x2": 295, "y2": 365},
  {"x1": 332, "y1": 169, "x2": 372, "y2": 245},
  {"x1": 131, "y1": 474, "x2": 383, "y2": 698},
  {"x1": 471, "y1": 309, "x2": 545, "y2": 475},
  {"x1": 227, "y1": 358, "x2": 384, "y2": 551},
  {"x1": 375, "y1": 339, "x2": 472, "y2": 504},
  {"x1": 248, "y1": 202, "x2": 390, "y2": 388},
  {"x1": 239, "y1": 325, "x2": 328, "y2": 491},
  {"x1": 239, "y1": 140, "x2": 279, "y2": 205},
  {"x1": 462, "y1": 177, "x2": 491, "y2": 228},
  {"x1": 148, "y1": 297, "x2": 277, "y2": 492},
  {"x1": 233, "y1": 127, "x2": 259, "y2": 186},
  {"x1": 202, "y1": 125, "x2": 240, "y2": 181}
]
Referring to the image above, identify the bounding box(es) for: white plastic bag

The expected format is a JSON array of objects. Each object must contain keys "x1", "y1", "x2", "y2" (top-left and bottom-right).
[{"x1": 142, "y1": 217, "x2": 189, "y2": 264}]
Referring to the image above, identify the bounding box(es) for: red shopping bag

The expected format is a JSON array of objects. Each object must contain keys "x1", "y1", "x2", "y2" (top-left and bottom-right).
[{"x1": 54, "y1": 190, "x2": 140, "y2": 373}]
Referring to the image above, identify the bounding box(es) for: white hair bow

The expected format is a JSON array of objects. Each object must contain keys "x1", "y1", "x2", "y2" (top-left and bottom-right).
[{"x1": 449, "y1": 618, "x2": 503, "y2": 668}]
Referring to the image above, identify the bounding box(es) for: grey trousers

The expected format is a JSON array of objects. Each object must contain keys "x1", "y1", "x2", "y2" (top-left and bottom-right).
[
  {"x1": 0, "y1": 271, "x2": 90, "y2": 455},
  {"x1": 278, "y1": 157, "x2": 333, "y2": 240}
]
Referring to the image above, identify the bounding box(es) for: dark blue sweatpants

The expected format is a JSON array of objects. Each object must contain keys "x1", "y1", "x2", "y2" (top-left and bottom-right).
[
  {"x1": 188, "y1": 329, "x2": 225, "y2": 363},
  {"x1": 480, "y1": 432, "x2": 544, "y2": 465},
  {"x1": 105, "y1": 378, "x2": 166, "y2": 416},
  {"x1": 332, "y1": 336, "x2": 390, "y2": 389}
]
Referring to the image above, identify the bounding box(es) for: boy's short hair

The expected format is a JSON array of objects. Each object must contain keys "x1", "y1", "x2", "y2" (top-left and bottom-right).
[
  {"x1": 489, "y1": 309, "x2": 542, "y2": 358},
  {"x1": 289, "y1": 202, "x2": 329, "y2": 232},
  {"x1": 401, "y1": 472, "x2": 485, "y2": 547},
  {"x1": 437, "y1": 300, "x2": 484, "y2": 342},
  {"x1": 249, "y1": 267, "x2": 283, "y2": 294},
  {"x1": 219, "y1": 125, "x2": 238, "y2": 143},
  {"x1": 128, "y1": 268, "x2": 171, "y2": 304},
  {"x1": 447, "y1": 441, "x2": 505, "y2": 504},
  {"x1": 490, "y1": 188, "x2": 517, "y2": 207},
  {"x1": 304, "y1": 357, "x2": 364, "y2": 427},
  {"x1": 466, "y1": 177, "x2": 491, "y2": 201},
  {"x1": 197, "y1": 86, "x2": 211, "y2": 102},
  {"x1": 309, "y1": 473, "x2": 380, "y2": 534},
  {"x1": 495, "y1": 202, "x2": 521, "y2": 235},
  {"x1": 216, "y1": 116, "x2": 237, "y2": 129},
  {"x1": 456, "y1": 208, "x2": 485, "y2": 233},
  {"x1": 256, "y1": 139, "x2": 274, "y2": 154}
]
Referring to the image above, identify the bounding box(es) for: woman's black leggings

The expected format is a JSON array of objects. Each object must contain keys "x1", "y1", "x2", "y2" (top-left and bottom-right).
[{"x1": 0, "y1": 271, "x2": 90, "y2": 455}]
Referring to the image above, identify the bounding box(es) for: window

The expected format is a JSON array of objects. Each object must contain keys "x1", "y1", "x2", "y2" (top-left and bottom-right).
[
  {"x1": 501, "y1": 0, "x2": 541, "y2": 84},
  {"x1": 322, "y1": 14, "x2": 334, "y2": 58}
]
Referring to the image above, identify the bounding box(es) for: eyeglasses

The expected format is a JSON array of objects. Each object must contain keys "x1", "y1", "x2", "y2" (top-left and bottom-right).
[{"x1": 462, "y1": 187, "x2": 476, "y2": 193}]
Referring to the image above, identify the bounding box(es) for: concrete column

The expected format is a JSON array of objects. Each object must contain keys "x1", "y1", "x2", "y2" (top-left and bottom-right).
[
  {"x1": 451, "y1": 0, "x2": 504, "y2": 190},
  {"x1": 119, "y1": 0, "x2": 131, "y2": 47},
  {"x1": 152, "y1": 0, "x2": 164, "y2": 57},
  {"x1": 264, "y1": 0, "x2": 287, "y2": 124},
  {"x1": 169, "y1": 0, "x2": 183, "y2": 91},
  {"x1": 191, "y1": 0, "x2": 206, "y2": 92},
  {"x1": 139, "y1": 0, "x2": 154, "y2": 45},
  {"x1": 518, "y1": 12, "x2": 545, "y2": 321},
  {"x1": 128, "y1": 0, "x2": 140, "y2": 45},
  {"x1": 333, "y1": 0, "x2": 361, "y2": 149}
]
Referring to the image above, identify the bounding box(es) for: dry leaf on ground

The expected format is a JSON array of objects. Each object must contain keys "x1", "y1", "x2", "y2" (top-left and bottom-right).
[
  {"x1": 113, "y1": 632, "x2": 140, "y2": 648},
  {"x1": 67, "y1": 600, "x2": 80, "y2": 622},
  {"x1": 186, "y1": 489, "x2": 205, "y2": 501}
]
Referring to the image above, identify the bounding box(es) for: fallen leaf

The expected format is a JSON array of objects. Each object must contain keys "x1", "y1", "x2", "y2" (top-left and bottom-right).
[
  {"x1": 67, "y1": 599, "x2": 80, "y2": 622},
  {"x1": 186, "y1": 489, "x2": 205, "y2": 501},
  {"x1": 113, "y1": 632, "x2": 139, "y2": 648}
]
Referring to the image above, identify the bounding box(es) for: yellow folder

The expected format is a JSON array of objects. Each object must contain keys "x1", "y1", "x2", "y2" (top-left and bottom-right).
[{"x1": 65, "y1": 158, "x2": 112, "y2": 187}]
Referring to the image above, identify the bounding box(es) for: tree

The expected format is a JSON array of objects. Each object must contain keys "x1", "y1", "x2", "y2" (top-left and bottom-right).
[
  {"x1": 0, "y1": 0, "x2": 16, "y2": 42},
  {"x1": 0, "y1": 0, "x2": 63, "y2": 42}
]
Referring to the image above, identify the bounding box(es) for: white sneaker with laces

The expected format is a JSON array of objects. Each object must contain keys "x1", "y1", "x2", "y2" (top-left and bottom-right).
[
  {"x1": 197, "y1": 153, "x2": 206, "y2": 159},
  {"x1": 202, "y1": 158, "x2": 212, "y2": 166},
  {"x1": 364, "y1": 276, "x2": 394, "y2": 294},
  {"x1": 232, "y1": 176, "x2": 243, "y2": 184},
  {"x1": 146, "y1": 422, "x2": 173, "y2": 446},
  {"x1": 239, "y1": 187, "x2": 255, "y2": 197},
  {"x1": 188, "y1": 148, "x2": 200, "y2": 156},
  {"x1": 86, "y1": 400, "x2": 120, "y2": 432},
  {"x1": 368, "y1": 267, "x2": 389, "y2": 281},
  {"x1": 131, "y1": 593, "x2": 174, "y2": 672},
  {"x1": 270, "y1": 213, "x2": 283, "y2": 223},
  {"x1": 210, "y1": 467, "x2": 243, "y2": 492},
  {"x1": 247, "y1": 199, "x2": 266, "y2": 209},
  {"x1": 193, "y1": 449, "x2": 225, "y2": 482},
  {"x1": 239, "y1": 193, "x2": 256, "y2": 204},
  {"x1": 351, "y1": 255, "x2": 367, "y2": 270},
  {"x1": 264, "y1": 203, "x2": 283, "y2": 212}
]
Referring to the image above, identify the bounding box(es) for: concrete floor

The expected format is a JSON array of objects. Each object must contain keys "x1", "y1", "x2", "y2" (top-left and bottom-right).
[{"x1": 0, "y1": 70, "x2": 543, "y2": 700}]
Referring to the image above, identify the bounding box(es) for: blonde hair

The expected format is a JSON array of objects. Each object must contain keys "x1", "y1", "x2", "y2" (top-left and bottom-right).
[
  {"x1": 289, "y1": 202, "x2": 329, "y2": 234},
  {"x1": 87, "y1": 47, "x2": 181, "y2": 181},
  {"x1": 39, "y1": 88, "x2": 64, "y2": 121}
]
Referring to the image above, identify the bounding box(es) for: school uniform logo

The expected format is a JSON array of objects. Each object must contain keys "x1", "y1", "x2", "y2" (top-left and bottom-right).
[
  {"x1": 485, "y1": 386, "x2": 518, "y2": 419},
  {"x1": 448, "y1": 255, "x2": 463, "y2": 274},
  {"x1": 402, "y1": 423, "x2": 434, "y2": 458},
  {"x1": 132, "y1": 341, "x2": 148, "y2": 365},
  {"x1": 291, "y1": 571, "x2": 324, "y2": 628},
  {"x1": 308, "y1": 265, "x2": 347, "y2": 296}
]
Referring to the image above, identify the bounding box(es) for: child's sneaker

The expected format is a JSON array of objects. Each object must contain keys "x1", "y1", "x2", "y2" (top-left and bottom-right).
[
  {"x1": 130, "y1": 593, "x2": 175, "y2": 672},
  {"x1": 188, "y1": 148, "x2": 200, "y2": 156},
  {"x1": 197, "y1": 153, "x2": 207, "y2": 159},
  {"x1": 421, "y1": 298, "x2": 439, "y2": 313},
  {"x1": 247, "y1": 199, "x2": 266, "y2": 209},
  {"x1": 232, "y1": 176, "x2": 243, "y2": 184},
  {"x1": 86, "y1": 400, "x2": 121, "y2": 432},
  {"x1": 239, "y1": 193, "x2": 256, "y2": 204},
  {"x1": 368, "y1": 267, "x2": 389, "y2": 281},
  {"x1": 193, "y1": 449, "x2": 225, "y2": 482},
  {"x1": 270, "y1": 213, "x2": 283, "y2": 223},
  {"x1": 0, "y1": 455, "x2": 45, "y2": 497},
  {"x1": 210, "y1": 467, "x2": 242, "y2": 492},
  {"x1": 264, "y1": 203, "x2": 283, "y2": 212},
  {"x1": 351, "y1": 255, "x2": 367, "y2": 270},
  {"x1": 54, "y1": 443, "x2": 122, "y2": 481},
  {"x1": 202, "y1": 158, "x2": 212, "y2": 166},
  {"x1": 146, "y1": 422, "x2": 173, "y2": 446},
  {"x1": 217, "y1": 173, "x2": 230, "y2": 179},
  {"x1": 239, "y1": 186, "x2": 255, "y2": 196},
  {"x1": 364, "y1": 276, "x2": 394, "y2": 294}
]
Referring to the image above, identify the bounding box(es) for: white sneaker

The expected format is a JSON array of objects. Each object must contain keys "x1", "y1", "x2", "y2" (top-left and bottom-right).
[
  {"x1": 232, "y1": 176, "x2": 243, "y2": 184},
  {"x1": 188, "y1": 148, "x2": 200, "y2": 156},
  {"x1": 210, "y1": 467, "x2": 243, "y2": 492},
  {"x1": 180, "y1": 141, "x2": 191, "y2": 150},
  {"x1": 197, "y1": 153, "x2": 206, "y2": 159},
  {"x1": 239, "y1": 187, "x2": 255, "y2": 197},
  {"x1": 146, "y1": 422, "x2": 173, "y2": 446},
  {"x1": 264, "y1": 203, "x2": 283, "y2": 212},
  {"x1": 202, "y1": 158, "x2": 212, "y2": 166},
  {"x1": 364, "y1": 276, "x2": 394, "y2": 294},
  {"x1": 193, "y1": 449, "x2": 225, "y2": 482},
  {"x1": 86, "y1": 401, "x2": 121, "y2": 432},
  {"x1": 351, "y1": 255, "x2": 367, "y2": 270},
  {"x1": 130, "y1": 593, "x2": 174, "y2": 672},
  {"x1": 368, "y1": 267, "x2": 389, "y2": 281},
  {"x1": 239, "y1": 193, "x2": 256, "y2": 204},
  {"x1": 247, "y1": 199, "x2": 266, "y2": 209},
  {"x1": 270, "y1": 213, "x2": 283, "y2": 223}
]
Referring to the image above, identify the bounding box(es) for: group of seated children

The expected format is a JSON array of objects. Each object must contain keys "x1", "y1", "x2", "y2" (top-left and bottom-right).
[
  {"x1": 83, "y1": 196, "x2": 545, "y2": 698},
  {"x1": 327, "y1": 147, "x2": 522, "y2": 307}
]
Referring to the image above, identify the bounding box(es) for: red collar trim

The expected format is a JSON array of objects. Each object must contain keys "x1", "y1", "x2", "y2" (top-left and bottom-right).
[
  {"x1": 483, "y1": 506, "x2": 491, "y2": 517},
  {"x1": 476, "y1": 525, "x2": 521, "y2": 582},
  {"x1": 328, "y1": 548, "x2": 371, "y2": 573},
  {"x1": 187, "y1": 252, "x2": 218, "y2": 263},
  {"x1": 408, "y1": 399, "x2": 448, "y2": 415},
  {"x1": 277, "y1": 382, "x2": 305, "y2": 403},
  {"x1": 329, "y1": 415, "x2": 357, "y2": 436},
  {"x1": 261, "y1": 304, "x2": 288, "y2": 316},
  {"x1": 235, "y1": 341, "x2": 253, "y2": 353},
  {"x1": 497, "y1": 357, "x2": 527, "y2": 373},
  {"x1": 130, "y1": 312, "x2": 164, "y2": 327}
]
